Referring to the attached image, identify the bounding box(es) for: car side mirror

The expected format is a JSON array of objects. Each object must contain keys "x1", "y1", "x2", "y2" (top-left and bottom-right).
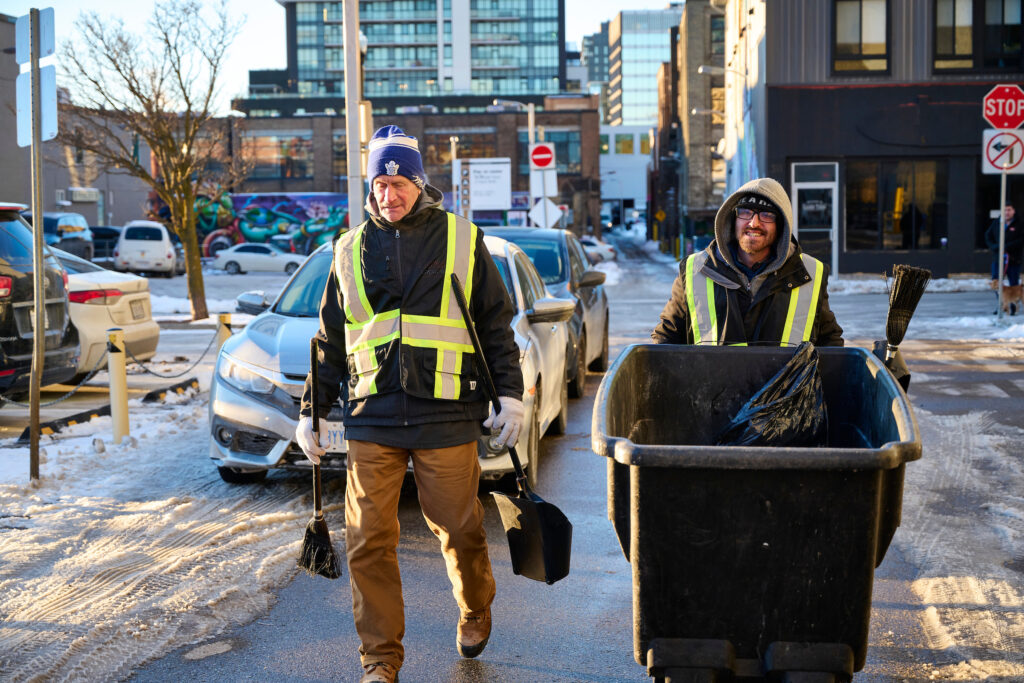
[
  {"x1": 527, "y1": 297, "x2": 575, "y2": 324},
  {"x1": 236, "y1": 290, "x2": 270, "y2": 314},
  {"x1": 579, "y1": 269, "x2": 606, "y2": 288}
]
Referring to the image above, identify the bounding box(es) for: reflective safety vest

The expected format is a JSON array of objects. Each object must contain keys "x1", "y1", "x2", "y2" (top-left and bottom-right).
[
  {"x1": 684, "y1": 250, "x2": 824, "y2": 346},
  {"x1": 333, "y1": 212, "x2": 478, "y2": 400}
]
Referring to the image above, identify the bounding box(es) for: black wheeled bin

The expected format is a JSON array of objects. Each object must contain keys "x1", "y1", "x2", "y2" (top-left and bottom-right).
[{"x1": 591, "y1": 345, "x2": 921, "y2": 682}]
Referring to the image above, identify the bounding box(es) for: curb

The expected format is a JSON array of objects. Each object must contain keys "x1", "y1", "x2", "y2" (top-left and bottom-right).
[
  {"x1": 142, "y1": 377, "x2": 200, "y2": 403},
  {"x1": 13, "y1": 378, "x2": 201, "y2": 445},
  {"x1": 16, "y1": 405, "x2": 112, "y2": 445}
]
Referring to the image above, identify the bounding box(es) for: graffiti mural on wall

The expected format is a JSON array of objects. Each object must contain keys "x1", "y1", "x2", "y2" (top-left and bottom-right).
[{"x1": 196, "y1": 192, "x2": 350, "y2": 256}]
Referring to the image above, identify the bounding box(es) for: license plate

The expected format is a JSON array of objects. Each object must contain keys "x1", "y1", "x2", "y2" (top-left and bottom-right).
[
  {"x1": 130, "y1": 299, "x2": 145, "y2": 319},
  {"x1": 321, "y1": 420, "x2": 347, "y2": 453}
]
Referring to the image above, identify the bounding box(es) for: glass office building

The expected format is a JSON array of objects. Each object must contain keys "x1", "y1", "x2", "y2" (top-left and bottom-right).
[
  {"x1": 273, "y1": 0, "x2": 564, "y2": 106},
  {"x1": 607, "y1": 6, "x2": 683, "y2": 126}
]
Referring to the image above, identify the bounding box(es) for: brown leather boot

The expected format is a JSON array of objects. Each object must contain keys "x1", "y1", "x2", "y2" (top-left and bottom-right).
[
  {"x1": 456, "y1": 607, "x2": 491, "y2": 658},
  {"x1": 360, "y1": 661, "x2": 398, "y2": 683}
]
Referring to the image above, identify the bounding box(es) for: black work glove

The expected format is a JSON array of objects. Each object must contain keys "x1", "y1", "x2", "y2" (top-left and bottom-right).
[{"x1": 872, "y1": 340, "x2": 911, "y2": 392}]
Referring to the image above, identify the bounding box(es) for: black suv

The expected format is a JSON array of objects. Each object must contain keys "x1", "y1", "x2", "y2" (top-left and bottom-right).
[
  {"x1": 0, "y1": 205, "x2": 79, "y2": 396},
  {"x1": 20, "y1": 210, "x2": 95, "y2": 261}
]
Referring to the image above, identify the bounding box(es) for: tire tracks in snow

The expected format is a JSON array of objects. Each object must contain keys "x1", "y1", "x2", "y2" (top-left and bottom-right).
[{"x1": 0, "y1": 398, "x2": 327, "y2": 682}]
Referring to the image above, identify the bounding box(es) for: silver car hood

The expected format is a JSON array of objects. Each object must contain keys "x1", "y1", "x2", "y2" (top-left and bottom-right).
[{"x1": 221, "y1": 312, "x2": 321, "y2": 377}]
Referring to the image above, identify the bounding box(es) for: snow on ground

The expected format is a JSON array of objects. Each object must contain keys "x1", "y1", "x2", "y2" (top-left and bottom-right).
[
  {"x1": 149, "y1": 294, "x2": 239, "y2": 316},
  {"x1": 594, "y1": 260, "x2": 622, "y2": 286},
  {"x1": 896, "y1": 404, "x2": 1024, "y2": 680},
  {"x1": 0, "y1": 394, "x2": 321, "y2": 681}
]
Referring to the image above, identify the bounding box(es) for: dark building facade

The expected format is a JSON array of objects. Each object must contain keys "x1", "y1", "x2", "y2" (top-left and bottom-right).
[{"x1": 763, "y1": 0, "x2": 1023, "y2": 277}]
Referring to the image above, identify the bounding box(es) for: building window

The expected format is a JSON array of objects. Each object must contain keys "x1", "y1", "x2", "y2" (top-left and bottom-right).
[
  {"x1": 332, "y1": 133, "x2": 347, "y2": 178},
  {"x1": 614, "y1": 133, "x2": 634, "y2": 155},
  {"x1": 242, "y1": 133, "x2": 315, "y2": 179},
  {"x1": 935, "y1": 0, "x2": 1022, "y2": 70},
  {"x1": 833, "y1": 0, "x2": 889, "y2": 72},
  {"x1": 845, "y1": 159, "x2": 949, "y2": 251},
  {"x1": 517, "y1": 131, "x2": 582, "y2": 175},
  {"x1": 640, "y1": 135, "x2": 651, "y2": 155},
  {"x1": 599, "y1": 134, "x2": 609, "y2": 154}
]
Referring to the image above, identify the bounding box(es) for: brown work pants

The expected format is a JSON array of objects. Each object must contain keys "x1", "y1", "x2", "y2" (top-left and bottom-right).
[{"x1": 345, "y1": 439, "x2": 495, "y2": 669}]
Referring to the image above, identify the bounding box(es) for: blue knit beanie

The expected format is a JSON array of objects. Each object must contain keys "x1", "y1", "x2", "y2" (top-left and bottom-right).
[{"x1": 366, "y1": 125, "x2": 426, "y2": 188}]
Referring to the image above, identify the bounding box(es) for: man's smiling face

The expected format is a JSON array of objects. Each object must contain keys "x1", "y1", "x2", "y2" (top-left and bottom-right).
[{"x1": 734, "y1": 207, "x2": 778, "y2": 265}]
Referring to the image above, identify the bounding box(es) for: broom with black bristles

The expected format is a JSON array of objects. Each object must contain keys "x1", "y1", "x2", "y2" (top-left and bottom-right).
[
  {"x1": 297, "y1": 337, "x2": 343, "y2": 580},
  {"x1": 885, "y1": 264, "x2": 932, "y2": 361}
]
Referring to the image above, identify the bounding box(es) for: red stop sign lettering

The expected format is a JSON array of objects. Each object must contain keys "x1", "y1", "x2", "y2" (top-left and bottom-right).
[{"x1": 983, "y1": 84, "x2": 1024, "y2": 129}]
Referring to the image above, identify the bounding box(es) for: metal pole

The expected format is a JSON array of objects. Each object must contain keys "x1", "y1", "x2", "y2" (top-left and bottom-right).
[
  {"x1": 997, "y1": 164, "x2": 1007, "y2": 321},
  {"x1": 450, "y1": 135, "x2": 459, "y2": 215},
  {"x1": 107, "y1": 328, "x2": 129, "y2": 444},
  {"x1": 28, "y1": 9, "x2": 44, "y2": 481},
  {"x1": 527, "y1": 103, "x2": 536, "y2": 224},
  {"x1": 343, "y1": 0, "x2": 364, "y2": 227}
]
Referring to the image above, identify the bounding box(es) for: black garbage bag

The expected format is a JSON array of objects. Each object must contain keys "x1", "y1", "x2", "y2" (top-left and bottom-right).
[{"x1": 714, "y1": 341, "x2": 828, "y2": 447}]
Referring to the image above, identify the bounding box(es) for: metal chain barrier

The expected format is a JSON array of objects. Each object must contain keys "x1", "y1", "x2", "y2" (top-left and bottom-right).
[
  {"x1": 0, "y1": 349, "x2": 111, "y2": 408},
  {"x1": 123, "y1": 323, "x2": 225, "y2": 379}
]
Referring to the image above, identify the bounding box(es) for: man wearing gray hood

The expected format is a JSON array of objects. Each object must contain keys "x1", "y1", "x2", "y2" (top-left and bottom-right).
[{"x1": 653, "y1": 177, "x2": 844, "y2": 346}]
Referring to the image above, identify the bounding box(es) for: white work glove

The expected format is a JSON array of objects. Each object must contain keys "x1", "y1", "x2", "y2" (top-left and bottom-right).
[
  {"x1": 482, "y1": 396, "x2": 525, "y2": 448},
  {"x1": 295, "y1": 415, "x2": 327, "y2": 465}
]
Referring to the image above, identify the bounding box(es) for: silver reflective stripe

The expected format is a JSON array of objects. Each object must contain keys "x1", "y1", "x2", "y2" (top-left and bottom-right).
[
  {"x1": 344, "y1": 312, "x2": 401, "y2": 353},
  {"x1": 351, "y1": 348, "x2": 377, "y2": 374},
  {"x1": 440, "y1": 213, "x2": 478, "y2": 322},
  {"x1": 400, "y1": 317, "x2": 473, "y2": 350},
  {"x1": 334, "y1": 227, "x2": 373, "y2": 323},
  {"x1": 685, "y1": 252, "x2": 719, "y2": 345},
  {"x1": 353, "y1": 372, "x2": 377, "y2": 398},
  {"x1": 780, "y1": 254, "x2": 825, "y2": 346}
]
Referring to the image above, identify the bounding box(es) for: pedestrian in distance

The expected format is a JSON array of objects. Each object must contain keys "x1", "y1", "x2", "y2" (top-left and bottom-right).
[
  {"x1": 984, "y1": 203, "x2": 1021, "y2": 314},
  {"x1": 652, "y1": 177, "x2": 844, "y2": 346},
  {"x1": 295, "y1": 125, "x2": 525, "y2": 683}
]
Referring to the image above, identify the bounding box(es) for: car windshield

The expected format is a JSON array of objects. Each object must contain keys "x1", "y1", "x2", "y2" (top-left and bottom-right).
[
  {"x1": 124, "y1": 227, "x2": 163, "y2": 241},
  {"x1": 0, "y1": 214, "x2": 60, "y2": 269},
  {"x1": 275, "y1": 251, "x2": 332, "y2": 317},
  {"x1": 502, "y1": 238, "x2": 565, "y2": 284}
]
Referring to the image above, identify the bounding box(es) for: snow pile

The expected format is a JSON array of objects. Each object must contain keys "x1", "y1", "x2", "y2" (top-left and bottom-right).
[
  {"x1": 149, "y1": 295, "x2": 239, "y2": 316},
  {"x1": 594, "y1": 260, "x2": 622, "y2": 286},
  {"x1": 0, "y1": 395, "x2": 323, "y2": 681},
  {"x1": 828, "y1": 277, "x2": 993, "y2": 295}
]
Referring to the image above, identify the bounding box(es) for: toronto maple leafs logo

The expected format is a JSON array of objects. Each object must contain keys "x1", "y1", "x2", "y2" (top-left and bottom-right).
[{"x1": 385, "y1": 160, "x2": 399, "y2": 176}]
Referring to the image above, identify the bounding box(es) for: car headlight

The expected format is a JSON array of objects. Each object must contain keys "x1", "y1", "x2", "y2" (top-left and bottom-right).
[{"x1": 217, "y1": 354, "x2": 275, "y2": 395}]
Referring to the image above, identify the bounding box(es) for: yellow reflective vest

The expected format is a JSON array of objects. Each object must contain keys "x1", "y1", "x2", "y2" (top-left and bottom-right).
[
  {"x1": 333, "y1": 212, "x2": 479, "y2": 401},
  {"x1": 684, "y1": 250, "x2": 825, "y2": 346}
]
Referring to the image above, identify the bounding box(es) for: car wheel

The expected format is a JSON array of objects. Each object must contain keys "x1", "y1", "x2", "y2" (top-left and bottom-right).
[
  {"x1": 589, "y1": 317, "x2": 609, "y2": 372},
  {"x1": 548, "y1": 367, "x2": 569, "y2": 435},
  {"x1": 217, "y1": 466, "x2": 268, "y2": 484},
  {"x1": 225, "y1": 261, "x2": 241, "y2": 275},
  {"x1": 285, "y1": 262, "x2": 299, "y2": 275},
  {"x1": 567, "y1": 331, "x2": 586, "y2": 399},
  {"x1": 525, "y1": 402, "x2": 541, "y2": 489}
]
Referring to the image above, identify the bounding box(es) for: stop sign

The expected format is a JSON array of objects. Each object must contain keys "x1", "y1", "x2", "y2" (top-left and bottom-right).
[
  {"x1": 983, "y1": 84, "x2": 1024, "y2": 129},
  {"x1": 529, "y1": 142, "x2": 555, "y2": 170}
]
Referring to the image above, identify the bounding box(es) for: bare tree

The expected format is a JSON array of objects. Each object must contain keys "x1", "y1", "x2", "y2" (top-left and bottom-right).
[{"x1": 57, "y1": 0, "x2": 249, "y2": 321}]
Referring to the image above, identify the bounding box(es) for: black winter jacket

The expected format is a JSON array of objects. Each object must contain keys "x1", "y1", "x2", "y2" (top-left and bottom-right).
[
  {"x1": 985, "y1": 216, "x2": 1022, "y2": 266},
  {"x1": 300, "y1": 185, "x2": 523, "y2": 430}
]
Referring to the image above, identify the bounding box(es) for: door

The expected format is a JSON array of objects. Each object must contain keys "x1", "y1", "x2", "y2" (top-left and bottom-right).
[{"x1": 790, "y1": 162, "x2": 839, "y2": 274}]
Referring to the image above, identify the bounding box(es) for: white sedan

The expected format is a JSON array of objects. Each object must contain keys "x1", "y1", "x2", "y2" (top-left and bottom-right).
[
  {"x1": 211, "y1": 243, "x2": 307, "y2": 275},
  {"x1": 52, "y1": 249, "x2": 160, "y2": 380}
]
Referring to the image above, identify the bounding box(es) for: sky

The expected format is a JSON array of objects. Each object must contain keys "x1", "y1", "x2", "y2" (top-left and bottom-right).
[{"x1": 5, "y1": 0, "x2": 673, "y2": 113}]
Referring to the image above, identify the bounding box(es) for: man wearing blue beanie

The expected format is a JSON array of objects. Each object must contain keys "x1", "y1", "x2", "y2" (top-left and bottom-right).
[{"x1": 297, "y1": 125, "x2": 524, "y2": 683}]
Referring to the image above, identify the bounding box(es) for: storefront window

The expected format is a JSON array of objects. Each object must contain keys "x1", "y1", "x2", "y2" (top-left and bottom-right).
[
  {"x1": 614, "y1": 133, "x2": 634, "y2": 155},
  {"x1": 600, "y1": 134, "x2": 609, "y2": 154},
  {"x1": 845, "y1": 159, "x2": 949, "y2": 250},
  {"x1": 242, "y1": 133, "x2": 315, "y2": 179}
]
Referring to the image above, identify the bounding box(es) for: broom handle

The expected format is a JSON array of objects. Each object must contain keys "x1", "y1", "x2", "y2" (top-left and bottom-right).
[
  {"x1": 310, "y1": 337, "x2": 324, "y2": 519},
  {"x1": 450, "y1": 274, "x2": 529, "y2": 490}
]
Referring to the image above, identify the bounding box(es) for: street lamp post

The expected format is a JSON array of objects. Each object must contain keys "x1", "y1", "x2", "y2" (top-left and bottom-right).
[
  {"x1": 343, "y1": 0, "x2": 364, "y2": 226},
  {"x1": 450, "y1": 135, "x2": 460, "y2": 216},
  {"x1": 493, "y1": 98, "x2": 537, "y2": 222}
]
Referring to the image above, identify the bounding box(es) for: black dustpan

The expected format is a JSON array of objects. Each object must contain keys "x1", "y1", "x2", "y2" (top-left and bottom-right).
[{"x1": 451, "y1": 274, "x2": 572, "y2": 585}]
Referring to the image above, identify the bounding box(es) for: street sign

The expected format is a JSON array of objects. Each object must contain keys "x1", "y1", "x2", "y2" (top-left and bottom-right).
[
  {"x1": 983, "y1": 84, "x2": 1024, "y2": 130},
  {"x1": 529, "y1": 168, "x2": 558, "y2": 198},
  {"x1": 465, "y1": 158, "x2": 512, "y2": 210},
  {"x1": 654, "y1": 209, "x2": 666, "y2": 222},
  {"x1": 528, "y1": 198, "x2": 563, "y2": 229},
  {"x1": 16, "y1": 65, "x2": 57, "y2": 147},
  {"x1": 15, "y1": 8, "x2": 54, "y2": 64},
  {"x1": 982, "y1": 129, "x2": 1024, "y2": 174},
  {"x1": 529, "y1": 142, "x2": 556, "y2": 170}
]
